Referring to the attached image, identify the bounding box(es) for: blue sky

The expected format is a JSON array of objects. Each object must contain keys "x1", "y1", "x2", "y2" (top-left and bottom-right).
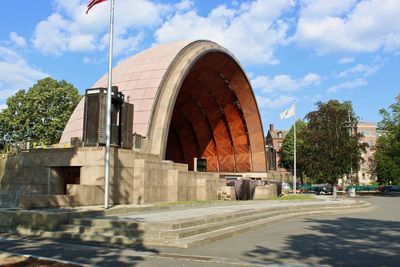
[{"x1": 1, "y1": 0, "x2": 399, "y2": 132}]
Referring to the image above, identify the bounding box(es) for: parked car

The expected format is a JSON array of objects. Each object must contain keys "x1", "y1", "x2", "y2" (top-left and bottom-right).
[
  {"x1": 378, "y1": 185, "x2": 400, "y2": 192},
  {"x1": 314, "y1": 183, "x2": 333, "y2": 195},
  {"x1": 289, "y1": 188, "x2": 304, "y2": 194}
]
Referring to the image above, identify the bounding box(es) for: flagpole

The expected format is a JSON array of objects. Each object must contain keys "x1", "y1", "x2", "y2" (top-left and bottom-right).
[
  {"x1": 104, "y1": 0, "x2": 115, "y2": 209},
  {"x1": 293, "y1": 100, "x2": 297, "y2": 194}
]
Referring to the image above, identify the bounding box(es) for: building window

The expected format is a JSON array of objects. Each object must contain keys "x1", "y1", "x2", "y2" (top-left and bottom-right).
[
  {"x1": 278, "y1": 142, "x2": 282, "y2": 147},
  {"x1": 278, "y1": 132, "x2": 282, "y2": 138},
  {"x1": 369, "y1": 140, "x2": 375, "y2": 149}
]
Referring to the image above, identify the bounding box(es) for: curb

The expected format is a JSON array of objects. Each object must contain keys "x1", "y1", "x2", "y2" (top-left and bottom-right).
[{"x1": 0, "y1": 250, "x2": 95, "y2": 267}]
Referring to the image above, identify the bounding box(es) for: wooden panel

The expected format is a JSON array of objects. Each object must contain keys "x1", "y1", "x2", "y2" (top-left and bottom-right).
[
  {"x1": 166, "y1": 126, "x2": 185, "y2": 164},
  {"x1": 169, "y1": 109, "x2": 199, "y2": 171},
  {"x1": 165, "y1": 51, "x2": 266, "y2": 172},
  {"x1": 182, "y1": 78, "x2": 235, "y2": 172},
  {"x1": 121, "y1": 102, "x2": 134, "y2": 149},
  {"x1": 178, "y1": 96, "x2": 219, "y2": 172},
  {"x1": 196, "y1": 68, "x2": 251, "y2": 172},
  {"x1": 230, "y1": 74, "x2": 266, "y2": 172}
]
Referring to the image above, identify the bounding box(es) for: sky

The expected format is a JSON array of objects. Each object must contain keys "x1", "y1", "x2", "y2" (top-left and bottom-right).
[{"x1": 0, "y1": 0, "x2": 399, "y2": 132}]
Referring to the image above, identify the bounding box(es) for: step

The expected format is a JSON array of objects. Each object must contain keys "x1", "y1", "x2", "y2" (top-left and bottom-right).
[
  {"x1": 65, "y1": 201, "x2": 372, "y2": 243},
  {"x1": 13, "y1": 227, "x2": 142, "y2": 245},
  {"x1": 3, "y1": 200, "x2": 373, "y2": 248},
  {"x1": 70, "y1": 218, "x2": 145, "y2": 230},
  {"x1": 158, "y1": 201, "x2": 372, "y2": 240},
  {"x1": 71, "y1": 201, "x2": 361, "y2": 232},
  {"x1": 159, "y1": 206, "x2": 307, "y2": 239},
  {"x1": 128, "y1": 202, "x2": 351, "y2": 232},
  {"x1": 144, "y1": 202, "x2": 374, "y2": 248},
  {"x1": 59, "y1": 224, "x2": 143, "y2": 237},
  {"x1": 68, "y1": 201, "x2": 371, "y2": 242}
]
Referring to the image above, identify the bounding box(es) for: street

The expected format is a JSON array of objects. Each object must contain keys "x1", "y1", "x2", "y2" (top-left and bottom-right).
[{"x1": 0, "y1": 195, "x2": 399, "y2": 267}]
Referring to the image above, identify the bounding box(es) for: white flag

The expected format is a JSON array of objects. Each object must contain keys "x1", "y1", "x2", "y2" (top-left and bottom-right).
[{"x1": 280, "y1": 104, "x2": 295, "y2": 120}]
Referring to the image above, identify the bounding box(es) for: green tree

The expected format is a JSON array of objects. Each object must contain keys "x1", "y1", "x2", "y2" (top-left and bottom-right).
[
  {"x1": 301, "y1": 100, "x2": 366, "y2": 184},
  {"x1": 281, "y1": 119, "x2": 307, "y2": 178},
  {"x1": 0, "y1": 77, "x2": 81, "y2": 145},
  {"x1": 374, "y1": 96, "x2": 400, "y2": 184}
]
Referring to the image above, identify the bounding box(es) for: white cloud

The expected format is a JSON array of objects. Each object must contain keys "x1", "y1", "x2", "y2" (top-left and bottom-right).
[
  {"x1": 32, "y1": 0, "x2": 171, "y2": 56},
  {"x1": 338, "y1": 63, "x2": 381, "y2": 78},
  {"x1": 9, "y1": 32, "x2": 27, "y2": 48},
  {"x1": 155, "y1": 0, "x2": 295, "y2": 64},
  {"x1": 0, "y1": 46, "x2": 47, "y2": 101},
  {"x1": 83, "y1": 57, "x2": 103, "y2": 64},
  {"x1": 295, "y1": 0, "x2": 400, "y2": 54},
  {"x1": 300, "y1": 0, "x2": 358, "y2": 17},
  {"x1": 256, "y1": 95, "x2": 295, "y2": 108},
  {"x1": 33, "y1": 13, "x2": 70, "y2": 55},
  {"x1": 327, "y1": 78, "x2": 367, "y2": 93},
  {"x1": 0, "y1": 104, "x2": 6, "y2": 111},
  {"x1": 302, "y1": 72, "x2": 321, "y2": 84},
  {"x1": 68, "y1": 34, "x2": 96, "y2": 52},
  {"x1": 252, "y1": 72, "x2": 321, "y2": 93},
  {"x1": 99, "y1": 31, "x2": 145, "y2": 57},
  {"x1": 338, "y1": 57, "x2": 354, "y2": 64},
  {"x1": 303, "y1": 93, "x2": 322, "y2": 102},
  {"x1": 174, "y1": 0, "x2": 194, "y2": 12},
  {"x1": 0, "y1": 46, "x2": 20, "y2": 62}
]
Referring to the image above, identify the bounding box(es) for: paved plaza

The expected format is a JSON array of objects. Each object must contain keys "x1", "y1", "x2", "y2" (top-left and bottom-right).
[
  {"x1": 107, "y1": 197, "x2": 356, "y2": 222},
  {"x1": 0, "y1": 195, "x2": 398, "y2": 266}
]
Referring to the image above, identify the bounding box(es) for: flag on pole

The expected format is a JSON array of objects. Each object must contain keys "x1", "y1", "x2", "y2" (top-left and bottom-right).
[
  {"x1": 84, "y1": 0, "x2": 114, "y2": 208},
  {"x1": 86, "y1": 0, "x2": 107, "y2": 13},
  {"x1": 280, "y1": 104, "x2": 295, "y2": 120}
]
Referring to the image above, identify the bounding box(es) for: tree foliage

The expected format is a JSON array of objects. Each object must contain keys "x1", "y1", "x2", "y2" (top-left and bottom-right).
[
  {"x1": 301, "y1": 100, "x2": 366, "y2": 184},
  {"x1": 281, "y1": 119, "x2": 307, "y2": 172},
  {"x1": 0, "y1": 77, "x2": 81, "y2": 145},
  {"x1": 374, "y1": 95, "x2": 400, "y2": 184}
]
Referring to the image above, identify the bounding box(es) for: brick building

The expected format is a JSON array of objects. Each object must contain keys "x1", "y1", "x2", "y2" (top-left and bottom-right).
[
  {"x1": 265, "y1": 124, "x2": 288, "y2": 170},
  {"x1": 357, "y1": 122, "x2": 378, "y2": 184}
]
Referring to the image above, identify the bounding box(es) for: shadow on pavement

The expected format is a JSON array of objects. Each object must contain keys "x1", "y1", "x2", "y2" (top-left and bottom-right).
[
  {"x1": 245, "y1": 217, "x2": 400, "y2": 267},
  {"x1": 0, "y1": 233, "x2": 159, "y2": 266},
  {"x1": 375, "y1": 192, "x2": 400, "y2": 197}
]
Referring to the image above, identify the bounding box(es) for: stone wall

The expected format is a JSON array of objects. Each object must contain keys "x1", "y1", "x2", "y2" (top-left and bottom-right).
[
  {"x1": 0, "y1": 147, "x2": 227, "y2": 208},
  {"x1": 254, "y1": 184, "x2": 278, "y2": 199},
  {"x1": 0, "y1": 150, "x2": 69, "y2": 207}
]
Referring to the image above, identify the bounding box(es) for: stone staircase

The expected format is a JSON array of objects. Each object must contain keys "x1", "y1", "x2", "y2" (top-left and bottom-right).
[{"x1": 9, "y1": 200, "x2": 373, "y2": 248}]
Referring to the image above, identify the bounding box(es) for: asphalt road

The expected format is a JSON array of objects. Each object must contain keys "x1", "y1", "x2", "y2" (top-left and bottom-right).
[{"x1": 0, "y1": 195, "x2": 399, "y2": 267}]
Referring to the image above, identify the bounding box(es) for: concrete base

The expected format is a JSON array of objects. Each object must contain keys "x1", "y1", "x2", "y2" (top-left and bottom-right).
[
  {"x1": 0, "y1": 147, "x2": 231, "y2": 208},
  {"x1": 254, "y1": 184, "x2": 278, "y2": 199},
  {"x1": 1, "y1": 147, "x2": 281, "y2": 209}
]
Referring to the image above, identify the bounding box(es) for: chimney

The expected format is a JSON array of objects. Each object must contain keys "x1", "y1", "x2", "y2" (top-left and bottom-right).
[{"x1": 269, "y1": 124, "x2": 274, "y2": 132}]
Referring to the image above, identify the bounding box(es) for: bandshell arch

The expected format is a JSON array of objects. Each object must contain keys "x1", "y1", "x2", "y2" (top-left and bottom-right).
[{"x1": 61, "y1": 40, "x2": 266, "y2": 172}]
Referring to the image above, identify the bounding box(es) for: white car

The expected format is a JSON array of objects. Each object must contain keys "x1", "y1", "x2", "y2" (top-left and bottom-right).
[{"x1": 282, "y1": 182, "x2": 291, "y2": 190}]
